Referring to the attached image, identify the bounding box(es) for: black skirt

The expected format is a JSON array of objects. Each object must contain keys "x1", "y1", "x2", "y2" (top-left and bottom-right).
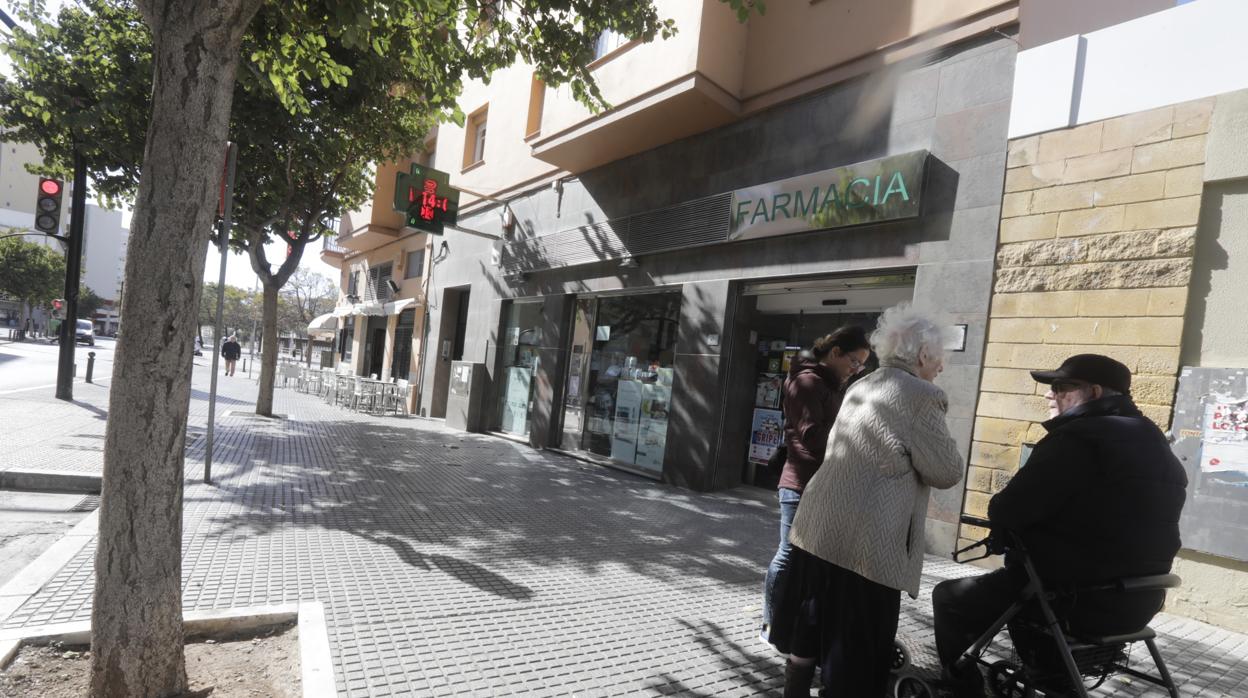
[{"x1": 768, "y1": 546, "x2": 902, "y2": 697}]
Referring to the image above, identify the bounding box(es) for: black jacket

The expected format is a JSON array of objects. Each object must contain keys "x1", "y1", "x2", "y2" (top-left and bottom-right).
[
  {"x1": 988, "y1": 395, "x2": 1188, "y2": 587},
  {"x1": 221, "y1": 340, "x2": 242, "y2": 361}
]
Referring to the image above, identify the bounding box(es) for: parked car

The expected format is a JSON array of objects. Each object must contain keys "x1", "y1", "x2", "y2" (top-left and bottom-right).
[{"x1": 75, "y1": 319, "x2": 95, "y2": 346}]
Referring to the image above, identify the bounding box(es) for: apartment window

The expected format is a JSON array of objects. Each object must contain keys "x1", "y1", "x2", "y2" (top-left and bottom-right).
[
  {"x1": 405, "y1": 249, "x2": 426, "y2": 279},
  {"x1": 592, "y1": 29, "x2": 628, "y2": 61},
  {"x1": 347, "y1": 270, "x2": 360, "y2": 298},
  {"x1": 463, "y1": 106, "x2": 488, "y2": 170},
  {"x1": 526, "y1": 75, "x2": 546, "y2": 139},
  {"x1": 366, "y1": 263, "x2": 394, "y2": 301}
]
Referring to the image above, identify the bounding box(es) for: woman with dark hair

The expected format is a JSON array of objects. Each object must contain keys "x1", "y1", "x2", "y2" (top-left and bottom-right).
[{"x1": 761, "y1": 325, "x2": 871, "y2": 645}]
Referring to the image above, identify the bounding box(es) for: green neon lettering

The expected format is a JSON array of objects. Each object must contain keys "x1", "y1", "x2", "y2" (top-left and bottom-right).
[
  {"x1": 882, "y1": 171, "x2": 911, "y2": 203},
  {"x1": 750, "y1": 198, "x2": 770, "y2": 225},
  {"x1": 734, "y1": 199, "x2": 752, "y2": 227},
  {"x1": 792, "y1": 187, "x2": 820, "y2": 218},
  {"x1": 819, "y1": 184, "x2": 841, "y2": 212},
  {"x1": 772, "y1": 193, "x2": 792, "y2": 220},
  {"x1": 873, "y1": 175, "x2": 882, "y2": 206},
  {"x1": 847, "y1": 178, "x2": 871, "y2": 209}
]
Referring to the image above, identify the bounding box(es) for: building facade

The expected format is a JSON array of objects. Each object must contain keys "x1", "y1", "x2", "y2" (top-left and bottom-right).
[
  {"x1": 342, "y1": 0, "x2": 1023, "y2": 560},
  {"x1": 328, "y1": 0, "x2": 1248, "y2": 632}
]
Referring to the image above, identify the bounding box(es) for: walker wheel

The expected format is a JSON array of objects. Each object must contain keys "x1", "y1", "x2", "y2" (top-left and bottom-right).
[
  {"x1": 988, "y1": 660, "x2": 1035, "y2": 698},
  {"x1": 893, "y1": 675, "x2": 934, "y2": 698},
  {"x1": 892, "y1": 641, "x2": 913, "y2": 670}
]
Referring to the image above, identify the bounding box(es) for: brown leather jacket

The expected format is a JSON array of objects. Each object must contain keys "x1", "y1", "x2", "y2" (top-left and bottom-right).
[{"x1": 778, "y1": 353, "x2": 843, "y2": 492}]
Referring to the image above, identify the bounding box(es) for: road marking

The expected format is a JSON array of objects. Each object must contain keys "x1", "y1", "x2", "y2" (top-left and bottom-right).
[{"x1": 0, "y1": 380, "x2": 103, "y2": 395}]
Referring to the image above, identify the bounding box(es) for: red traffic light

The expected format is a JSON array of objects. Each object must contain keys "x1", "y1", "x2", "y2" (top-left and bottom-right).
[{"x1": 40, "y1": 178, "x2": 62, "y2": 196}]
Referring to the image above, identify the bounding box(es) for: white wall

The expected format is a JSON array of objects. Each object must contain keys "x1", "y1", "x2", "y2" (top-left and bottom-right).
[
  {"x1": 82, "y1": 206, "x2": 128, "y2": 300},
  {"x1": 1009, "y1": 0, "x2": 1248, "y2": 138}
]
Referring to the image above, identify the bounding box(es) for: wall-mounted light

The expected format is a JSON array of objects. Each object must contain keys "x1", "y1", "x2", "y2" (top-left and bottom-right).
[
  {"x1": 386, "y1": 279, "x2": 401, "y2": 294},
  {"x1": 345, "y1": 293, "x2": 360, "y2": 304},
  {"x1": 619, "y1": 256, "x2": 639, "y2": 269}
]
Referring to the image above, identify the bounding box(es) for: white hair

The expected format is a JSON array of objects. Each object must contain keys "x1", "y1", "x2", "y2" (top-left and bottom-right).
[{"x1": 870, "y1": 303, "x2": 947, "y2": 370}]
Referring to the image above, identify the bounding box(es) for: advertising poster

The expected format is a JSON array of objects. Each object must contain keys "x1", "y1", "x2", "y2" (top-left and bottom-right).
[
  {"x1": 755, "y1": 373, "x2": 784, "y2": 409},
  {"x1": 611, "y1": 379, "x2": 643, "y2": 463},
  {"x1": 1201, "y1": 397, "x2": 1248, "y2": 475},
  {"x1": 748, "y1": 408, "x2": 785, "y2": 465},
  {"x1": 635, "y1": 382, "x2": 671, "y2": 470},
  {"x1": 501, "y1": 366, "x2": 532, "y2": 435}
]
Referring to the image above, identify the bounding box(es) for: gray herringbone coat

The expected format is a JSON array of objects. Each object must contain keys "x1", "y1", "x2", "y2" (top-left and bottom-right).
[{"x1": 788, "y1": 364, "x2": 963, "y2": 598}]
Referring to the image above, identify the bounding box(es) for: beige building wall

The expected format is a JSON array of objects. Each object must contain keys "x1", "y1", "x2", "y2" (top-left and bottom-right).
[{"x1": 971, "y1": 94, "x2": 1248, "y2": 633}]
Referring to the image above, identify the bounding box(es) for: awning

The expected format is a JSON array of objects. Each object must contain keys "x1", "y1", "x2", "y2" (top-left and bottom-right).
[
  {"x1": 329, "y1": 299, "x2": 418, "y2": 318},
  {"x1": 307, "y1": 313, "x2": 338, "y2": 337},
  {"x1": 383, "y1": 298, "x2": 418, "y2": 316}
]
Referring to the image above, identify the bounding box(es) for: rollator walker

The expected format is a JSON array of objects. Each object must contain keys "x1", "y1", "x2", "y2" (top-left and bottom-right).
[{"x1": 890, "y1": 515, "x2": 1181, "y2": 698}]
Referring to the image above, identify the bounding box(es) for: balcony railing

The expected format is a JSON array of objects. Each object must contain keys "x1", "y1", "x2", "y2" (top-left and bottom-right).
[{"x1": 323, "y1": 236, "x2": 347, "y2": 255}]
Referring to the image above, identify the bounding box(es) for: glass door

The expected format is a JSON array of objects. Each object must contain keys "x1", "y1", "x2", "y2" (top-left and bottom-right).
[{"x1": 559, "y1": 298, "x2": 596, "y2": 450}]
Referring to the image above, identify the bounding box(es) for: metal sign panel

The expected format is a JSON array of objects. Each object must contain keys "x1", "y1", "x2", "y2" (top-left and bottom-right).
[
  {"x1": 394, "y1": 163, "x2": 460, "y2": 234},
  {"x1": 1171, "y1": 366, "x2": 1248, "y2": 562},
  {"x1": 728, "y1": 150, "x2": 927, "y2": 242}
]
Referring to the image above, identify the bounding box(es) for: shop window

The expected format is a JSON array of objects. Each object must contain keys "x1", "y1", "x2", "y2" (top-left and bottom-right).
[
  {"x1": 560, "y1": 291, "x2": 680, "y2": 474},
  {"x1": 463, "y1": 106, "x2": 488, "y2": 170},
  {"x1": 405, "y1": 249, "x2": 425, "y2": 279},
  {"x1": 496, "y1": 301, "x2": 544, "y2": 436},
  {"x1": 525, "y1": 75, "x2": 545, "y2": 139}
]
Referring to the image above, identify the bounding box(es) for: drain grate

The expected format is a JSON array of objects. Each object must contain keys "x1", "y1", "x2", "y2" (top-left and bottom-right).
[{"x1": 68, "y1": 494, "x2": 101, "y2": 512}]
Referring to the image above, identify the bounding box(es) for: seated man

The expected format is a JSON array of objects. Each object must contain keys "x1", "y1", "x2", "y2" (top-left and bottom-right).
[{"x1": 932, "y1": 354, "x2": 1188, "y2": 696}]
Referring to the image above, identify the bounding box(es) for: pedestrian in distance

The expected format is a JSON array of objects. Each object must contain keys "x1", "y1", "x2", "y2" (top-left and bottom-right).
[
  {"x1": 932, "y1": 354, "x2": 1187, "y2": 698},
  {"x1": 761, "y1": 325, "x2": 871, "y2": 646},
  {"x1": 222, "y1": 334, "x2": 242, "y2": 376},
  {"x1": 770, "y1": 304, "x2": 963, "y2": 698}
]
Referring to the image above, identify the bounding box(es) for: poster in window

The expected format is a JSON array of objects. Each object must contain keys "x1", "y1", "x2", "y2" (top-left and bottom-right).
[
  {"x1": 748, "y1": 408, "x2": 785, "y2": 465},
  {"x1": 755, "y1": 373, "x2": 784, "y2": 409},
  {"x1": 635, "y1": 382, "x2": 671, "y2": 470},
  {"x1": 611, "y1": 379, "x2": 642, "y2": 463},
  {"x1": 501, "y1": 366, "x2": 532, "y2": 435}
]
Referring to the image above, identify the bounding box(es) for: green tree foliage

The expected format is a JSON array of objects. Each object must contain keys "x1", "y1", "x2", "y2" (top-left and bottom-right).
[
  {"x1": 198, "y1": 282, "x2": 260, "y2": 341},
  {"x1": 0, "y1": 235, "x2": 64, "y2": 313},
  {"x1": 78, "y1": 285, "x2": 105, "y2": 319}
]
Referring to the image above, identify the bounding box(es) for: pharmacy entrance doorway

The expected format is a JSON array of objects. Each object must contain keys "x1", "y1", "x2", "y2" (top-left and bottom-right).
[{"x1": 734, "y1": 271, "x2": 915, "y2": 488}]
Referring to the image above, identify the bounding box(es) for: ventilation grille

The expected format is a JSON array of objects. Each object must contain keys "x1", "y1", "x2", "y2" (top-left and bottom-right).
[{"x1": 500, "y1": 193, "x2": 732, "y2": 274}]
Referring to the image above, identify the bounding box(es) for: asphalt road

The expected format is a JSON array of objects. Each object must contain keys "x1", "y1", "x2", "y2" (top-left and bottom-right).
[
  {"x1": 0, "y1": 489, "x2": 93, "y2": 588},
  {"x1": 0, "y1": 335, "x2": 116, "y2": 395}
]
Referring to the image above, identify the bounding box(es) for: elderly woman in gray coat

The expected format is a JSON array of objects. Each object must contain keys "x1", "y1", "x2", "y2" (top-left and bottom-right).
[{"x1": 769, "y1": 304, "x2": 964, "y2": 697}]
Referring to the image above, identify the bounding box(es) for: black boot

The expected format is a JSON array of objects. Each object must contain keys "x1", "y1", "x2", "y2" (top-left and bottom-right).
[{"x1": 783, "y1": 659, "x2": 816, "y2": 698}]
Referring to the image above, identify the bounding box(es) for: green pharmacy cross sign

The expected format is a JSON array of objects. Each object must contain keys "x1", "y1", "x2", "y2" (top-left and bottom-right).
[{"x1": 394, "y1": 164, "x2": 460, "y2": 234}]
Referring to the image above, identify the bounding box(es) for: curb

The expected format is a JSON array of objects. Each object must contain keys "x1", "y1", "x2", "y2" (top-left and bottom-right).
[
  {"x1": 0, "y1": 601, "x2": 335, "y2": 697},
  {"x1": 0, "y1": 509, "x2": 98, "y2": 626},
  {"x1": 0, "y1": 468, "x2": 102, "y2": 494}
]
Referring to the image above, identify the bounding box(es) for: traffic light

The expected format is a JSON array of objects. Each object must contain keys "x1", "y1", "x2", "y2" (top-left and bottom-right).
[
  {"x1": 52, "y1": 298, "x2": 65, "y2": 319},
  {"x1": 35, "y1": 177, "x2": 64, "y2": 235}
]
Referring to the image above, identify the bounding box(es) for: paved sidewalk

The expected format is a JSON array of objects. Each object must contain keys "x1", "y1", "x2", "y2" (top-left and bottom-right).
[{"x1": 1, "y1": 365, "x2": 1246, "y2": 696}]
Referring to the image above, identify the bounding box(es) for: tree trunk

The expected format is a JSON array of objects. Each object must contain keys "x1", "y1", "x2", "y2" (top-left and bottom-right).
[
  {"x1": 255, "y1": 280, "x2": 280, "y2": 416},
  {"x1": 91, "y1": 2, "x2": 261, "y2": 696}
]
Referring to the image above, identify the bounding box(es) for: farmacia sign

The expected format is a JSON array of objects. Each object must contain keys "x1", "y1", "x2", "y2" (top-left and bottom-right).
[{"x1": 728, "y1": 150, "x2": 927, "y2": 241}]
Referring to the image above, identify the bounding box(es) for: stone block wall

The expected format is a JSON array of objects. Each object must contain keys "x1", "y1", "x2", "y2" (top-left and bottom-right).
[{"x1": 960, "y1": 98, "x2": 1214, "y2": 547}]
